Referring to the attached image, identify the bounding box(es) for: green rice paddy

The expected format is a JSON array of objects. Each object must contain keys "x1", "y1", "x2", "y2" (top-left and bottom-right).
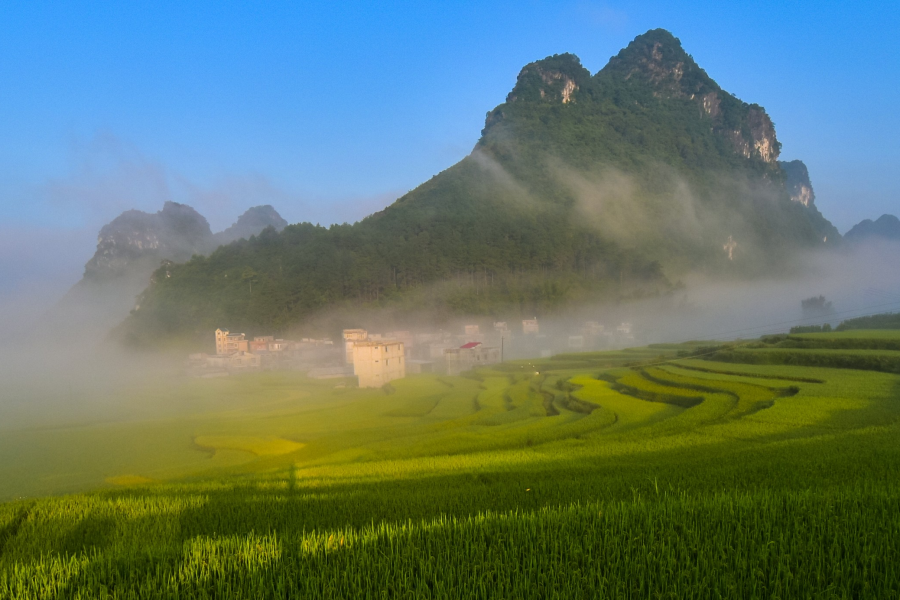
[{"x1": 2, "y1": 331, "x2": 900, "y2": 598}]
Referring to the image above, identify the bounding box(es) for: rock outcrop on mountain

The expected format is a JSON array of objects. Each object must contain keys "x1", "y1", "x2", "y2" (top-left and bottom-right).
[
  {"x1": 477, "y1": 28, "x2": 837, "y2": 250},
  {"x1": 83, "y1": 202, "x2": 212, "y2": 282},
  {"x1": 845, "y1": 214, "x2": 900, "y2": 243},
  {"x1": 780, "y1": 160, "x2": 815, "y2": 207},
  {"x1": 776, "y1": 159, "x2": 840, "y2": 242},
  {"x1": 484, "y1": 29, "x2": 784, "y2": 167},
  {"x1": 82, "y1": 203, "x2": 287, "y2": 282},
  {"x1": 602, "y1": 30, "x2": 780, "y2": 164},
  {"x1": 47, "y1": 203, "x2": 287, "y2": 341},
  {"x1": 116, "y1": 28, "x2": 842, "y2": 346}
]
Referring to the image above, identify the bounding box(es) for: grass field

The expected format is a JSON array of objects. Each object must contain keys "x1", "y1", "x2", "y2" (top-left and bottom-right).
[
  {"x1": 2, "y1": 331, "x2": 900, "y2": 598},
  {"x1": 790, "y1": 329, "x2": 900, "y2": 340}
]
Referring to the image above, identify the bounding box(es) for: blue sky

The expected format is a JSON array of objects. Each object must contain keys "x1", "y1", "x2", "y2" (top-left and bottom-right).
[{"x1": 1, "y1": 1, "x2": 898, "y2": 294}]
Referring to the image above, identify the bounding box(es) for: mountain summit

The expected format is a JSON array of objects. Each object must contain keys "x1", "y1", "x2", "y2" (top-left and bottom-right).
[
  {"x1": 607, "y1": 29, "x2": 779, "y2": 163},
  {"x1": 484, "y1": 29, "x2": 781, "y2": 167},
  {"x1": 213, "y1": 205, "x2": 288, "y2": 247},
  {"x1": 84, "y1": 202, "x2": 212, "y2": 281},
  {"x1": 117, "y1": 29, "x2": 840, "y2": 345},
  {"x1": 83, "y1": 203, "x2": 287, "y2": 283}
]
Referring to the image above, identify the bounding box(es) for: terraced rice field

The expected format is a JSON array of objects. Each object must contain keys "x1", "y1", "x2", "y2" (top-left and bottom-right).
[{"x1": 2, "y1": 331, "x2": 900, "y2": 598}]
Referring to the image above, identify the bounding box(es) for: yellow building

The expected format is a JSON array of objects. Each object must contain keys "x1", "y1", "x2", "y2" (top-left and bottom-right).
[
  {"x1": 352, "y1": 340, "x2": 405, "y2": 388},
  {"x1": 215, "y1": 328, "x2": 247, "y2": 355},
  {"x1": 343, "y1": 328, "x2": 368, "y2": 363}
]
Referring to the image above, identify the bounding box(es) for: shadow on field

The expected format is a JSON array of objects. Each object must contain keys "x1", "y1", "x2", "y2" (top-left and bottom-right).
[
  {"x1": 58, "y1": 516, "x2": 118, "y2": 556},
  {"x1": 0, "y1": 502, "x2": 33, "y2": 558},
  {"x1": 78, "y1": 418, "x2": 900, "y2": 539},
  {"x1": 24, "y1": 416, "x2": 898, "y2": 597}
]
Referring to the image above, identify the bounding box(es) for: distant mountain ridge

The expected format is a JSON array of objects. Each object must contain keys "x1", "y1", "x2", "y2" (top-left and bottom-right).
[
  {"x1": 845, "y1": 214, "x2": 900, "y2": 243},
  {"x1": 115, "y1": 28, "x2": 841, "y2": 346}
]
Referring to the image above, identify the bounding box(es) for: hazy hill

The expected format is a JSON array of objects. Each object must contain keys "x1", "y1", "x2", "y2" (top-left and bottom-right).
[
  {"x1": 82, "y1": 202, "x2": 288, "y2": 283},
  {"x1": 116, "y1": 29, "x2": 840, "y2": 346},
  {"x1": 845, "y1": 214, "x2": 900, "y2": 243},
  {"x1": 83, "y1": 201, "x2": 213, "y2": 283},
  {"x1": 213, "y1": 205, "x2": 288, "y2": 248},
  {"x1": 44, "y1": 203, "x2": 287, "y2": 341}
]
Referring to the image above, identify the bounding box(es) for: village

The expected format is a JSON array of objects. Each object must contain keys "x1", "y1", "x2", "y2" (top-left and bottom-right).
[{"x1": 187, "y1": 319, "x2": 637, "y2": 387}]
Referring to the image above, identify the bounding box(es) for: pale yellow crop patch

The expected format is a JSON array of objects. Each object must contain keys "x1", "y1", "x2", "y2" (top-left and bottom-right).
[{"x1": 194, "y1": 435, "x2": 305, "y2": 456}]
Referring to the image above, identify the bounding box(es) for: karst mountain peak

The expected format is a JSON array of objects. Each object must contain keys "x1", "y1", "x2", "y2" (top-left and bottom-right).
[
  {"x1": 484, "y1": 28, "x2": 782, "y2": 167},
  {"x1": 118, "y1": 28, "x2": 839, "y2": 346}
]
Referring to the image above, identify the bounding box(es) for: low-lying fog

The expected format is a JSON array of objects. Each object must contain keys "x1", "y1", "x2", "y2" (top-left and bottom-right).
[{"x1": 1, "y1": 239, "x2": 899, "y2": 434}]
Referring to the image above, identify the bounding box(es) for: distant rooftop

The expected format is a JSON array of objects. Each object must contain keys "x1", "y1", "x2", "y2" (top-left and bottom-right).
[{"x1": 354, "y1": 339, "x2": 403, "y2": 347}]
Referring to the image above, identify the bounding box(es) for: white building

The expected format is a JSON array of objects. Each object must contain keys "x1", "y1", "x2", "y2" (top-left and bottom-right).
[{"x1": 353, "y1": 340, "x2": 406, "y2": 388}]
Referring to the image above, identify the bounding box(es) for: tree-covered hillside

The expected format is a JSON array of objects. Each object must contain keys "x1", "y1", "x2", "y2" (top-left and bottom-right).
[{"x1": 117, "y1": 29, "x2": 838, "y2": 346}]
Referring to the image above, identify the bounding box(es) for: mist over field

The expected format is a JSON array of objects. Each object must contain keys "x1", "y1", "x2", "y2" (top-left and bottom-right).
[
  {"x1": 2, "y1": 233, "x2": 898, "y2": 437},
  {"x1": 636, "y1": 239, "x2": 900, "y2": 342},
  {"x1": 0, "y1": 326, "x2": 180, "y2": 433}
]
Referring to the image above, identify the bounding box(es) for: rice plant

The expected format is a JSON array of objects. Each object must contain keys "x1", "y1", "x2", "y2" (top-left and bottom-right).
[{"x1": 3, "y1": 334, "x2": 900, "y2": 598}]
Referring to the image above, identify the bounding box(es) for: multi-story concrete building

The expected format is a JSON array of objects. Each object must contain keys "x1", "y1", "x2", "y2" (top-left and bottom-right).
[
  {"x1": 268, "y1": 339, "x2": 289, "y2": 352},
  {"x1": 215, "y1": 329, "x2": 247, "y2": 355},
  {"x1": 249, "y1": 339, "x2": 269, "y2": 352},
  {"x1": 343, "y1": 329, "x2": 369, "y2": 364},
  {"x1": 444, "y1": 342, "x2": 501, "y2": 376},
  {"x1": 352, "y1": 340, "x2": 406, "y2": 388}
]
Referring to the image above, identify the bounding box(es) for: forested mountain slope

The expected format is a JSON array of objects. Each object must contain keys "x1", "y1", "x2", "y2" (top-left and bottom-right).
[{"x1": 117, "y1": 29, "x2": 838, "y2": 346}]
